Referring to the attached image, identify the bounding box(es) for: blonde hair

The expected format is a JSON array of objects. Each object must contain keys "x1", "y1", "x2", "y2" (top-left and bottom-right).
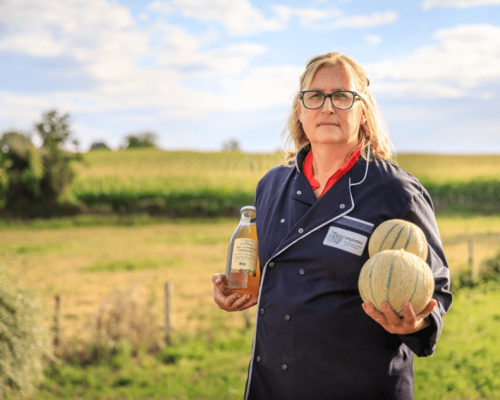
[{"x1": 283, "y1": 52, "x2": 395, "y2": 165}]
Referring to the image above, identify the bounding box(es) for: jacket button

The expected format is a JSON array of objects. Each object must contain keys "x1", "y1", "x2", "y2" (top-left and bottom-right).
[
  {"x1": 282, "y1": 364, "x2": 288, "y2": 371},
  {"x1": 297, "y1": 191, "x2": 301, "y2": 195},
  {"x1": 256, "y1": 356, "x2": 261, "y2": 363},
  {"x1": 269, "y1": 262, "x2": 275, "y2": 268},
  {"x1": 284, "y1": 314, "x2": 291, "y2": 322},
  {"x1": 340, "y1": 204, "x2": 345, "y2": 209},
  {"x1": 298, "y1": 228, "x2": 304, "y2": 233},
  {"x1": 299, "y1": 268, "x2": 305, "y2": 275},
  {"x1": 260, "y1": 308, "x2": 265, "y2": 315},
  {"x1": 281, "y1": 219, "x2": 285, "y2": 223}
]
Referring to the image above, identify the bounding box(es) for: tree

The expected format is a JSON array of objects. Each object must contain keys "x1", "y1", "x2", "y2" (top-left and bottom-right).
[
  {"x1": 89, "y1": 141, "x2": 111, "y2": 151},
  {"x1": 34, "y1": 110, "x2": 81, "y2": 205},
  {"x1": 0, "y1": 110, "x2": 82, "y2": 217},
  {"x1": 0, "y1": 131, "x2": 43, "y2": 211},
  {"x1": 222, "y1": 139, "x2": 240, "y2": 151},
  {"x1": 124, "y1": 131, "x2": 158, "y2": 149}
]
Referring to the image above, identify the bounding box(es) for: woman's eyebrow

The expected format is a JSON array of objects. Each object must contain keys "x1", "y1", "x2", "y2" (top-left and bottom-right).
[{"x1": 307, "y1": 87, "x2": 348, "y2": 92}]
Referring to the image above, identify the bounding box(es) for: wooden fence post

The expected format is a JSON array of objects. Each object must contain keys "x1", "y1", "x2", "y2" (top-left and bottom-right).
[
  {"x1": 469, "y1": 235, "x2": 478, "y2": 282},
  {"x1": 53, "y1": 295, "x2": 60, "y2": 347},
  {"x1": 165, "y1": 282, "x2": 173, "y2": 346}
]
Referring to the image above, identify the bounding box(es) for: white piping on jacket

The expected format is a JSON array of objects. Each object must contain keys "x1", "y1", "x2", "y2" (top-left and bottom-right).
[{"x1": 350, "y1": 145, "x2": 370, "y2": 186}]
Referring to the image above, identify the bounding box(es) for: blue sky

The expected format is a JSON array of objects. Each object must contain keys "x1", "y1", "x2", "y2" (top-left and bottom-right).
[{"x1": 1, "y1": 0, "x2": 500, "y2": 153}]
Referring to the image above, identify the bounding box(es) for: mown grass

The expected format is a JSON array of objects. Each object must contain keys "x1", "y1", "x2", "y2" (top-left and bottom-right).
[
  {"x1": 0, "y1": 214, "x2": 499, "y2": 399},
  {"x1": 39, "y1": 329, "x2": 254, "y2": 400},
  {"x1": 415, "y1": 283, "x2": 500, "y2": 400},
  {"x1": 27, "y1": 285, "x2": 500, "y2": 400},
  {"x1": 69, "y1": 149, "x2": 500, "y2": 216},
  {"x1": 84, "y1": 257, "x2": 184, "y2": 272}
]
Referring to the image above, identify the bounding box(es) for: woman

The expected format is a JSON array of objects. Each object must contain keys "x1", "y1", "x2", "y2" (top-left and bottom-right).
[{"x1": 212, "y1": 52, "x2": 452, "y2": 400}]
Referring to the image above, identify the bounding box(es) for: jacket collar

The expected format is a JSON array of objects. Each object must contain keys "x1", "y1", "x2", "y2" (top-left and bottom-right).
[{"x1": 294, "y1": 143, "x2": 371, "y2": 187}]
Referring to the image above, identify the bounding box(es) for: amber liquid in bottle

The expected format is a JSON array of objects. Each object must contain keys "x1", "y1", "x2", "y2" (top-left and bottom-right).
[{"x1": 225, "y1": 206, "x2": 260, "y2": 298}]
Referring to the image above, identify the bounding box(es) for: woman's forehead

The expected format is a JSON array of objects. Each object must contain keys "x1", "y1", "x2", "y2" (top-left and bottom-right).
[{"x1": 307, "y1": 64, "x2": 356, "y2": 89}]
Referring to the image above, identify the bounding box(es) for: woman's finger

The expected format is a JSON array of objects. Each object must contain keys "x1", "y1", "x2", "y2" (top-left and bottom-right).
[
  {"x1": 381, "y1": 301, "x2": 404, "y2": 327},
  {"x1": 416, "y1": 299, "x2": 437, "y2": 319},
  {"x1": 221, "y1": 293, "x2": 257, "y2": 312}
]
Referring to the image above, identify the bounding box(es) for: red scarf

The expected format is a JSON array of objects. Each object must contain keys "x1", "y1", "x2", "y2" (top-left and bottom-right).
[{"x1": 303, "y1": 148, "x2": 361, "y2": 199}]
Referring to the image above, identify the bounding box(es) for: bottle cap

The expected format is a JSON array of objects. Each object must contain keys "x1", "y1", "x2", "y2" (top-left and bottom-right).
[{"x1": 240, "y1": 206, "x2": 256, "y2": 217}]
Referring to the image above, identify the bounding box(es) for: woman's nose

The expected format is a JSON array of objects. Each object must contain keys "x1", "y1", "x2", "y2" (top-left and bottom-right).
[{"x1": 321, "y1": 96, "x2": 335, "y2": 113}]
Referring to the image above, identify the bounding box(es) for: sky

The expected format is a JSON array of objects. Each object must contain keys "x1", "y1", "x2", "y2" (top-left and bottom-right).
[{"x1": 1, "y1": 0, "x2": 500, "y2": 154}]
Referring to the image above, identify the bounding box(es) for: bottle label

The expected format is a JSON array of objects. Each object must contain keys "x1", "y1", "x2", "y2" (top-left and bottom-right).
[{"x1": 231, "y1": 238, "x2": 258, "y2": 276}]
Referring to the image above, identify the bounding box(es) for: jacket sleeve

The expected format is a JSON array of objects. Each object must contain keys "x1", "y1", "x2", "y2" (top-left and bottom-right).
[{"x1": 397, "y1": 188, "x2": 453, "y2": 357}]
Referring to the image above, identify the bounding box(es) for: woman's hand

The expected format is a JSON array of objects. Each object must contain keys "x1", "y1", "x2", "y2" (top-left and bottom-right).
[
  {"x1": 362, "y1": 299, "x2": 437, "y2": 335},
  {"x1": 212, "y1": 273, "x2": 258, "y2": 312}
]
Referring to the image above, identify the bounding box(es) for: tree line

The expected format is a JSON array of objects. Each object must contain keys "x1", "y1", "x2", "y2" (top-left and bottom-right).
[{"x1": 0, "y1": 109, "x2": 161, "y2": 218}]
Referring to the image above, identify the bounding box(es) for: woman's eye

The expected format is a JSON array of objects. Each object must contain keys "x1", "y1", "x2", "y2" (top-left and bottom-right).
[{"x1": 334, "y1": 92, "x2": 349, "y2": 99}]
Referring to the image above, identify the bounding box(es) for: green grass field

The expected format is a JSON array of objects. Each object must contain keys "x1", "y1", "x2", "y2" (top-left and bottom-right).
[
  {"x1": 33, "y1": 286, "x2": 500, "y2": 400},
  {"x1": 2, "y1": 149, "x2": 500, "y2": 399},
  {"x1": 1, "y1": 213, "x2": 500, "y2": 399}
]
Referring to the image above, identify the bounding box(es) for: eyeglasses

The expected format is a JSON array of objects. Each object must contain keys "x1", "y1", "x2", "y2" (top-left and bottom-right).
[{"x1": 299, "y1": 90, "x2": 363, "y2": 110}]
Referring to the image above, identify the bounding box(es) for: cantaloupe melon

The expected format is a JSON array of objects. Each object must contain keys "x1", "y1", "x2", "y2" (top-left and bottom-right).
[
  {"x1": 368, "y1": 219, "x2": 428, "y2": 261},
  {"x1": 358, "y1": 249, "x2": 434, "y2": 316}
]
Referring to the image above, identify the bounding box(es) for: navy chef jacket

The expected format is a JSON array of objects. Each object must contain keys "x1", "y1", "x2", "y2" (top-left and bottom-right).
[{"x1": 245, "y1": 145, "x2": 452, "y2": 400}]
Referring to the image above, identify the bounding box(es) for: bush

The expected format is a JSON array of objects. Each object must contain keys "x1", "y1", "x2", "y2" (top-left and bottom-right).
[
  {"x1": 89, "y1": 141, "x2": 111, "y2": 151},
  {"x1": 0, "y1": 266, "x2": 52, "y2": 397},
  {"x1": 0, "y1": 131, "x2": 44, "y2": 212},
  {"x1": 451, "y1": 251, "x2": 500, "y2": 292},
  {"x1": 0, "y1": 110, "x2": 82, "y2": 217},
  {"x1": 123, "y1": 132, "x2": 158, "y2": 149},
  {"x1": 58, "y1": 288, "x2": 164, "y2": 366}
]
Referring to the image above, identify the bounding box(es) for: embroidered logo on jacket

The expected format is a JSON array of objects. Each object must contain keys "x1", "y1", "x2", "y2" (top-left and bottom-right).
[{"x1": 323, "y1": 226, "x2": 368, "y2": 256}]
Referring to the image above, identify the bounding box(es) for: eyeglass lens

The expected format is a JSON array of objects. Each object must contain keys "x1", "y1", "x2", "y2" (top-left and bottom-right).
[{"x1": 302, "y1": 91, "x2": 355, "y2": 110}]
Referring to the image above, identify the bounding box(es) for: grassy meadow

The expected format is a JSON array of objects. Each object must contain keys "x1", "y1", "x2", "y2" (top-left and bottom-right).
[
  {"x1": 1, "y1": 215, "x2": 500, "y2": 340},
  {"x1": 2, "y1": 149, "x2": 500, "y2": 399},
  {"x1": 1, "y1": 215, "x2": 500, "y2": 399}
]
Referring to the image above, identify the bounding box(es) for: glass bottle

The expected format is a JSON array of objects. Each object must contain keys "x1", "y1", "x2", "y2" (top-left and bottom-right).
[{"x1": 225, "y1": 206, "x2": 260, "y2": 298}]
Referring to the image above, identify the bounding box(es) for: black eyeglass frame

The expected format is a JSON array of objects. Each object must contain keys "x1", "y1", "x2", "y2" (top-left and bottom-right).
[{"x1": 299, "y1": 90, "x2": 364, "y2": 110}]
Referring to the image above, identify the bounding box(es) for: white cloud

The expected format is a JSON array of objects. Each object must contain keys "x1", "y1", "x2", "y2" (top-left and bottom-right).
[
  {"x1": 366, "y1": 34, "x2": 382, "y2": 46},
  {"x1": 271, "y1": 5, "x2": 342, "y2": 27},
  {"x1": 216, "y1": 65, "x2": 303, "y2": 111},
  {"x1": 365, "y1": 24, "x2": 500, "y2": 98},
  {"x1": 0, "y1": 0, "x2": 274, "y2": 120},
  {"x1": 422, "y1": 0, "x2": 500, "y2": 10},
  {"x1": 271, "y1": 6, "x2": 397, "y2": 30},
  {"x1": 333, "y1": 11, "x2": 398, "y2": 29},
  {"x1": 148, "y1": 0, "x2": 286, "y2": 35}
]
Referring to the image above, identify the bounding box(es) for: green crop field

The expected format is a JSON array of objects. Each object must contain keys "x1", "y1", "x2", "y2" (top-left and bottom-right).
[{"x1": 70, "y1": 149, "x2": 500, "y2": 215}]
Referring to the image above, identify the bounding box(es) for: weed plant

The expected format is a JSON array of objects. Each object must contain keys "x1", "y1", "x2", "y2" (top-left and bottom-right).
[
  {"x1": 56, "y1": 288, "x2": 164, "y2": 366},
  {"x1": 0, "y1": 266, "x2": 52, "y2": 398},
  {"x1": 451, "y1": 251, "x2": 500, "y2": 292}
]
